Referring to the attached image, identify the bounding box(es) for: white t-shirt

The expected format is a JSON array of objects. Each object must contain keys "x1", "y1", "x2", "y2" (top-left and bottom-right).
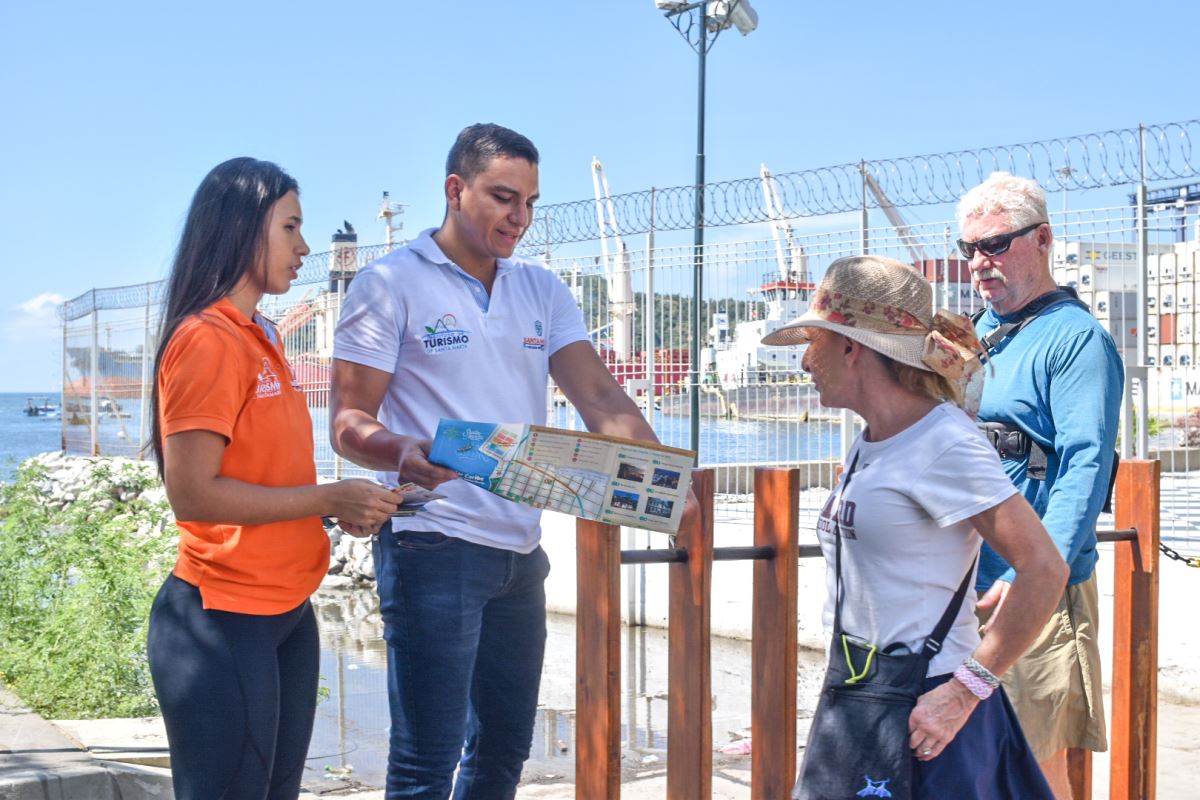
[
  {"x1": 817, "y1": 402, "x2": 1018, "y2": 676},
  {"x1": 333, "y1": 229, "x2": 590, "y2": 553}
]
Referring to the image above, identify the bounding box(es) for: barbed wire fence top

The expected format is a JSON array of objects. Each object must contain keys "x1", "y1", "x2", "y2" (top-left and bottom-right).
[
  {"x1": 56, "y1": 119, "x2": 1198, "y2": 320},
  {"x1": 519, "y1": 119, "x2": 1199, "y2": 249}
]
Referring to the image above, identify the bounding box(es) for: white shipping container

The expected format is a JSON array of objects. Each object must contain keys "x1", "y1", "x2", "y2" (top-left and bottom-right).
[
  {"x1": 1178, "y1": 282, "x2": 1195, "y2": 312},
  {"x1": 1160, "y1": 344, "x2": 1177, "y2": 367},
  {"x1": 1147, "y1": 285, "x2": 1159, "y2": 312},
  {"x1": 1078, "y1": 263, "x2": 1100, "y2": 290},
  {"x1": 1179, "y1": 242, "x2": 1195, "y2": 281},
  {"x1": 1160, "y1": 252, "x2": 1177, "y2": 283},
  {"x1": 1177, "y1": 313, "x2": 1197, "y2": 345},
  {"x1": 1093, "y1": 291, "x2": 1137, "y2": 321},
  {"x1": 1161, "y1": 286, "x2": 1177, "y2": 311}
]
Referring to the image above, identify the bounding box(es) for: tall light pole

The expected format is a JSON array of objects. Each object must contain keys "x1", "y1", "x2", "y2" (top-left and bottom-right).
[{"x1": 655, "y1": 0, "x2": 758, "y2": 459}]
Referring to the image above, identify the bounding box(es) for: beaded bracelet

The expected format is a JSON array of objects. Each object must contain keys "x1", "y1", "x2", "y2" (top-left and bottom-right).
[
  {"x1": 963, "y1": 655, "x2": 1001, "y2": 689},
  {"x1": 953, "y1": 663, "x2": 995, "y2": 700}
]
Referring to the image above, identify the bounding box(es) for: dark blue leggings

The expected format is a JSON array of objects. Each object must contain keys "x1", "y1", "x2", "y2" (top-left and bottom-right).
[{"x1": 147, "y1": 573, "x2": 319, "y2": 800}]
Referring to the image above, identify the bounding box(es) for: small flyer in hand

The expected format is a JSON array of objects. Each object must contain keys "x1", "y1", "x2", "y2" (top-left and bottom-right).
[
  {"x1": 427, "y1": 419, "x2": 696, "y2": 533},
  {"x1": 390, "y1": 483, "x2": 447, "y2": 517}
]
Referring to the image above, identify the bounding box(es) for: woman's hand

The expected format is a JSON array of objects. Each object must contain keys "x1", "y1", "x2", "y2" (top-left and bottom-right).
[
  {"x1": 326, "y1": 479, "x2": 402, "y2": 531},
  {"x1": 908, "y1": 679, "x2": 979, "y2": 761}
]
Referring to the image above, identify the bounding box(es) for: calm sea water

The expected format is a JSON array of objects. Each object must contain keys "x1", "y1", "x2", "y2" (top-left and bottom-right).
[
  {"x1": 4, "y1": 388, "x2": 840, "y2": 485},
  {"x1": 0, "y1": 391, "x2": 62, "y2": 482}
]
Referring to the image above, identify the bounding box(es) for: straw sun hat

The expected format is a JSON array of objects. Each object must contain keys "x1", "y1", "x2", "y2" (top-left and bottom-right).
[{"x1": 760, "y1": 255, "x2": 984, "y2": 381}]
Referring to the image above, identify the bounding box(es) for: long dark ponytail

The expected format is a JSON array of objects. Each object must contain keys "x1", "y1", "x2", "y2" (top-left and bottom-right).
[{"x1": 150, "y1": 157, "x2": 299, "y2": 475}]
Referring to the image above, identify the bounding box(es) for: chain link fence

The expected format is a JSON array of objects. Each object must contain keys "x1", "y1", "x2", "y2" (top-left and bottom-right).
[{"x1": 54, "y1": 120, "x2": 1200, "y2": 553}]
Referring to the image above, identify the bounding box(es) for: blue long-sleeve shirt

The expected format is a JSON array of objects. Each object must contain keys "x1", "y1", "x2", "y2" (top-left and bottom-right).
[{"x1": 974, "y1": 300, "x2": 1124, "y2": 591}]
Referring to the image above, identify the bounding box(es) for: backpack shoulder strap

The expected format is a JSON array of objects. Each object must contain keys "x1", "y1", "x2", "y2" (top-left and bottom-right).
[{"x1": 977, "y1": 286, "x2": 1089, "y2": 353}]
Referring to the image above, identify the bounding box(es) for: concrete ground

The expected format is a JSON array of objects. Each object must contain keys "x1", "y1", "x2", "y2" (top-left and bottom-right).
[{"x1": 4, "y1": 679, "x2": 1199, "y2": 799}]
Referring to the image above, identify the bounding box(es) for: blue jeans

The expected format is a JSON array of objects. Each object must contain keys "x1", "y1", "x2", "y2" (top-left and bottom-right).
[{"x1": 373, "y1": 530, "x2": 551, "y2": 800}]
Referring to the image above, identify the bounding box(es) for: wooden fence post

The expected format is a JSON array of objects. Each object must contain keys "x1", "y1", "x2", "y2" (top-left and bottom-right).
[
  {"x1": 668, "y1": 469, "x2": 714, "y2": 799},
  {"x1": 576, "y1": 519, "x2": 623, "y2": 800},
  {"x1": 751, "y1": 467, "x2": 800, "y2": 799},
  {"x1": 1108, "y1": 459, "x2": 1160, "y2": 800}
]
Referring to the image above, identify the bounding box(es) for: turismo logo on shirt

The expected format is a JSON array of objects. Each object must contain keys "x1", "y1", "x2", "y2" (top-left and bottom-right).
[
  {"x1": 523, "y1": 319, "x2": 546, "y2": 351},
  {"x1": 422, "y1": 314, "x2": 471, "y2": 354},
  {"x1": 256, "y1": 358, "x2": 282, "y2": 399}
]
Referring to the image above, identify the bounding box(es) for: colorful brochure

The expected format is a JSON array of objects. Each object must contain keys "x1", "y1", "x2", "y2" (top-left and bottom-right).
[{"x1": 428, "y1": 419, "x2": 696, "y2": 533}]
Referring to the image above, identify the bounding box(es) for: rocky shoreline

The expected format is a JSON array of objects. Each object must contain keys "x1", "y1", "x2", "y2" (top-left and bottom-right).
[{"x1": 6, "y1": 452, "x2": 377, "y2": 586}]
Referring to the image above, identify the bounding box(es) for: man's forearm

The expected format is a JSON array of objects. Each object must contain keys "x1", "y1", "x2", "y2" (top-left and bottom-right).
[
  {"x1": 331, "y1": 409, "x2": 405, "y2": 471},
  {"x1": 574, "y1": 383, "x2": 658, "y2": 443}
]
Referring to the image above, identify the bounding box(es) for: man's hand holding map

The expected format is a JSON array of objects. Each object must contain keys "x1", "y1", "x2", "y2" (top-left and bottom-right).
[{"x1": 428, "y1": 419, "x2": 696, "y2": 533}]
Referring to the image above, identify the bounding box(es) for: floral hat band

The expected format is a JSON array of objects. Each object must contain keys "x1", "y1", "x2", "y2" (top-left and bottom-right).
[
  {"x1": 759, "y1": 255, "x2": 989, "y2": 383},
  {"x1": 922, "y1": 309, "x2": 985, "y2": 381},
  {"x1": 804, "y1": 287, "x2": 984, "y2": 380}
]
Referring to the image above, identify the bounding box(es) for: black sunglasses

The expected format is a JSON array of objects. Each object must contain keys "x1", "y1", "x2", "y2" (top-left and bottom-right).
[{"x1": 957, "y1": 221, "x2": 1046, "y2": 259}]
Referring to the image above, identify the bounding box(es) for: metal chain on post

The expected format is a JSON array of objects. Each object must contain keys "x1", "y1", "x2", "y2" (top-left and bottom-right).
[{"x1": 1158, "y1": 542, "x2": 1200, "y2": 568}]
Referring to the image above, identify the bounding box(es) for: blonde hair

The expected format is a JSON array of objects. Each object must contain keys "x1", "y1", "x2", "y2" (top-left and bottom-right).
[{"x1": 883, "y1": 357, "x2": 963, "y2": 407}]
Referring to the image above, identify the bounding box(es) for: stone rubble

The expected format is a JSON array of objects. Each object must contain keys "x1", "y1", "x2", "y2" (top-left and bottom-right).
[{"x1": 5, "y1": 453, "x2": 377, "y2": 585}]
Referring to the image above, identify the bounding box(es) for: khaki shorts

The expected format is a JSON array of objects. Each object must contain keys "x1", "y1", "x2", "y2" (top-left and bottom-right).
[{"x1": 976, "y1": 573, "x2": 1107, "y2": 763}]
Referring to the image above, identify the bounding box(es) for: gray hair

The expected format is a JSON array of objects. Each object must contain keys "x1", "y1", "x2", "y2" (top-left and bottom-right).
[{"x1": 955, "y1": 171, "x2": 1048, "y2": 231}]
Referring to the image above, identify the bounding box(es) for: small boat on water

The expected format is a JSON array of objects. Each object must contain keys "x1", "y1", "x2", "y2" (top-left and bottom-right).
[{"x1": 24, "y1": 397, "x2": 59, "y2": 417}]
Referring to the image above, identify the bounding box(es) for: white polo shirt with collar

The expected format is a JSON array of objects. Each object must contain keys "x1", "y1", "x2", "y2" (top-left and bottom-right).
[{"x1": 333, "y1": 227, "x2": 590, "y2": 552}]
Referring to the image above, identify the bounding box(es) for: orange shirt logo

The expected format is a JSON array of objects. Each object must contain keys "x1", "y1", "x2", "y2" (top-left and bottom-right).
[{"x1": 256, "y1": 358, "x2": 282, "y2": 398}]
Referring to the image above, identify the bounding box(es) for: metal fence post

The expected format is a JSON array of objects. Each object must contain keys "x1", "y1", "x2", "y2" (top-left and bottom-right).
[
  {"x1": 139, "y1": 284, "x2": 152, "y2": 458},
  {"x1": 1134, "y1": 125, "x2": 1150, "y2": 459},
  {"x1": 837, "y1": 162, "x2": 872, "y2": 458},
  {"x1": 90, "y1": 299, "x2": 99, "y2": 456},
  {"x1": 59, "y1": 316, "x2": 67, "y2": 452}
]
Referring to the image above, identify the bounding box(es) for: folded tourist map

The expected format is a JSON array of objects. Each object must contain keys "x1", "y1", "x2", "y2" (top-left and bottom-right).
[{"x1": 428, "y1": 419, "x2": 696, "y2": 533}]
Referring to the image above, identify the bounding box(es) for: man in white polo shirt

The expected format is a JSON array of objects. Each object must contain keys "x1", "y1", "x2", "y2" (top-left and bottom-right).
[{"x1": 330, "y1": 123, "x2": 687, "y2": 799}]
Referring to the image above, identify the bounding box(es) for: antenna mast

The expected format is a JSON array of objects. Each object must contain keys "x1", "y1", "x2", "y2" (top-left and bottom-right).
[{"x1": 378, "y1": 191, "x2": 408, "y2": 250}]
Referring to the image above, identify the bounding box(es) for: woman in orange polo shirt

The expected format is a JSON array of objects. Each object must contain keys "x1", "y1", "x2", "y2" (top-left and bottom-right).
[{"x1": 146, "y1": 157, "x2": 401, "y2": 800}]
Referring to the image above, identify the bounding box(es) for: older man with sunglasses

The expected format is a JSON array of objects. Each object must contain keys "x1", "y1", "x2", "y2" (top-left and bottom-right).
[{"x1": 956, "y1": 172, "x2": 1123, "y2": 800}]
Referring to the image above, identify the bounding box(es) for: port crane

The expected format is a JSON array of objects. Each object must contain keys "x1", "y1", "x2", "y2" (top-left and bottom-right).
[
  {"x1": 759, "y1": 164, "x2": 813, "y2": 295},
  {"x1": 860, "y1": 168, "x2": 930, "y2": 264},
  {"x1": 591, "y1": 158, "x2": 636, "y2": 362}
]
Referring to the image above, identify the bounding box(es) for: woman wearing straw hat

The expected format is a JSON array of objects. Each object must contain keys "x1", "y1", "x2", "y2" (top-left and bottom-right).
[{"x1": 763, "y1": 255, "x2": 1065, "y2": 799}]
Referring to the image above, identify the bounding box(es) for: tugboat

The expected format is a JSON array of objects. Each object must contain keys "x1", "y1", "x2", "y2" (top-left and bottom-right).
[{"x1": 690, "y1": 260, "x2": 821, "y2": 419}]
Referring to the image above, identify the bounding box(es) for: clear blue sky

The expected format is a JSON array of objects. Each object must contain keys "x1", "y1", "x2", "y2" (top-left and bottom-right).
[{"x1": 1, "y1": 0, "x2": 1196, "y2": 392}]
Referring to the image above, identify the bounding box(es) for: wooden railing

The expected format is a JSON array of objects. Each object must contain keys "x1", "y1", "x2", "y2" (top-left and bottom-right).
[{"x1": 574, "y1": 459, "x2": 1161, "y2": 799}]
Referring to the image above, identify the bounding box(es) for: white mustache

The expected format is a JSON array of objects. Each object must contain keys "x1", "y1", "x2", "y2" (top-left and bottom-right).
[{"x1": 974, "y1": 268, "x2": 1006, "y2": 283}]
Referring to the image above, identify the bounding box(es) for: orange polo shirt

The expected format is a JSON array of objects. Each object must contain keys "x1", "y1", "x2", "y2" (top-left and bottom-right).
[{"x1": 158, "y1": 298, "x2": 328, "y2": 614}]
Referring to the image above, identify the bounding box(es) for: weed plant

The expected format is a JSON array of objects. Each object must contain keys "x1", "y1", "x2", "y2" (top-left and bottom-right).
[{"x1": 0, "y1": 459, "x2": 175, "y2": 718}]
